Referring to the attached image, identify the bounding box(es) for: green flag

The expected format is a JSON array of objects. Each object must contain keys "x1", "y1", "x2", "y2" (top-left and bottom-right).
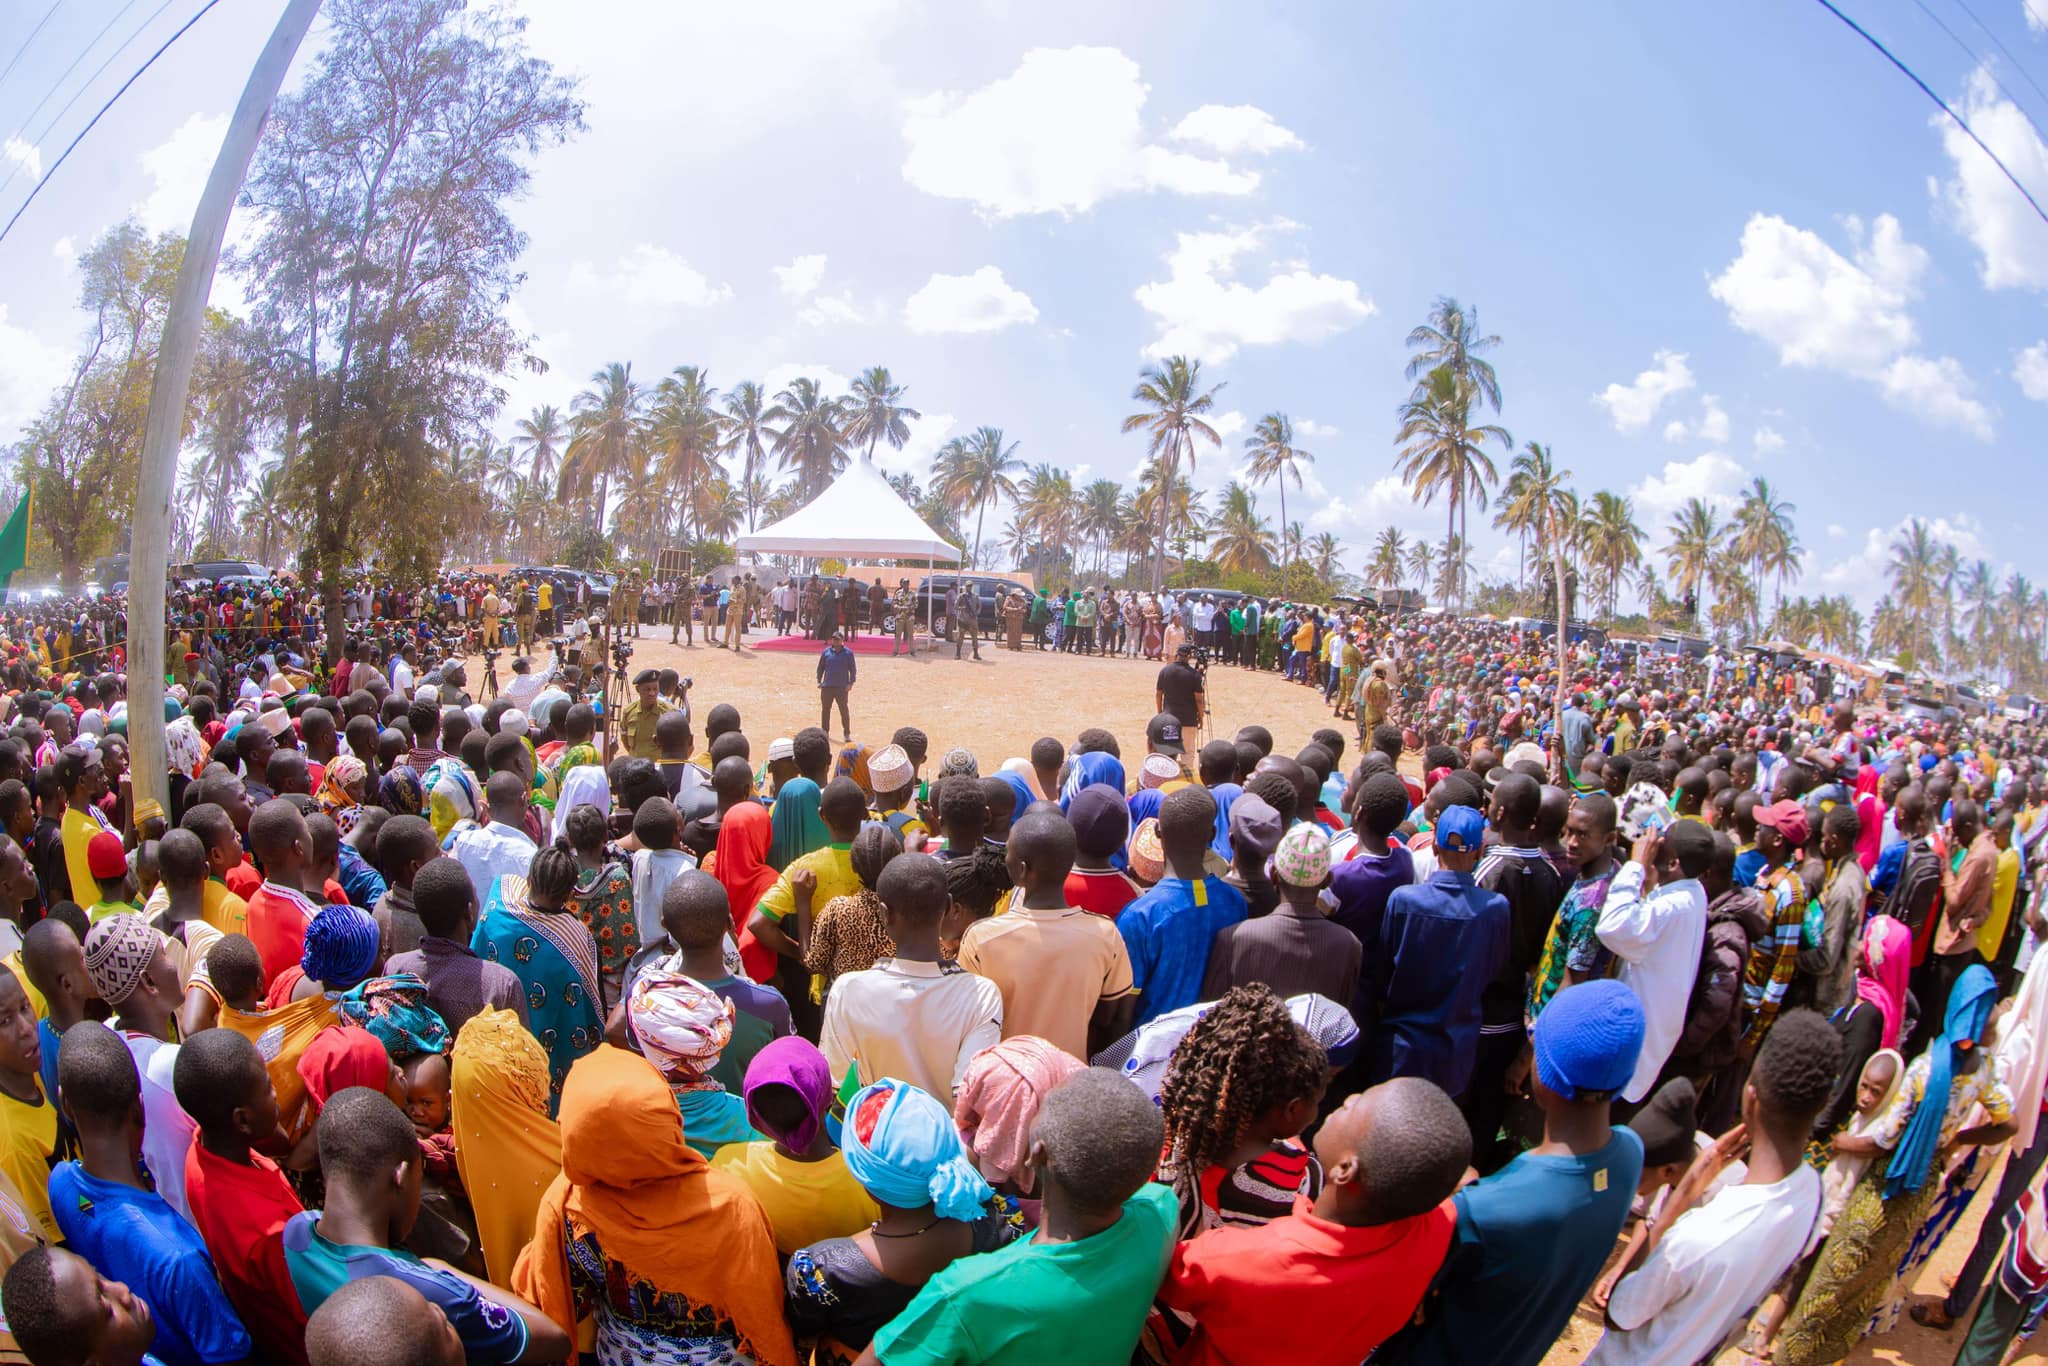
[{"x1": 0, "y1": 490, "x2": 30, "y2": 595}]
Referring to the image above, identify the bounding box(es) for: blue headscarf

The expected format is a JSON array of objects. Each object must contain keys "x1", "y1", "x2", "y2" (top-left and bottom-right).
[
  {"x1": 769, "y1": 776, "x2": 826, "y2": 871},
  {"x1": 339, "y1": 973, "x2": 451, "y2": 1060},
  {"x1": 1060, "y1": 750, "x2": 1125, "y2": 812},
  {"x1": 991, "y1": 768, "x2": 1038, "y2": 824},
  {"x1": 1886, "y1": 963, "x2": 1999, "y2": 1198},
  {"x1": 839, "y1": 1078, "x2": 991, "y2": 1221},
  {"x1": 302, "y1": 905, "x2": 380, "y2": 990}
]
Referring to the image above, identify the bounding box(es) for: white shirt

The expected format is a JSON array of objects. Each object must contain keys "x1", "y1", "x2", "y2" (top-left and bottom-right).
[
  {"x1": 449, "y1": 823, "x2": 539, "y2": 906},
  {"x1": 819, "y1": 959, "x2": 1004, "y2": 1106},
  {"x1": 1588, "y1": 1167, "x2": 1821, "y2": 1366},
  {"x1": 120, "y1": 1032, "x2": 197, "y2": 1224},
  {"x1": 630, "y1": 847, "x2": 696, "y2": 947},
  {"x1": 1594, "y1": 861, "x2": 1707, "y2": 1102},
  {"x1": 1192, "y1": 602, "x2": 1215, "y2": 631},
  {"x1": 390, "y1": 657, "x2": 415, "y2": 694}
]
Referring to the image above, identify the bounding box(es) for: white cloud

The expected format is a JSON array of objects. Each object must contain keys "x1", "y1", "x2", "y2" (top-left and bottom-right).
[
  {"x1": 1880, "y1": 355, "x2": 1993, "y2": 439},
  {"x1": 0, "y1": 305, "x2": 74, "y2": 441},
  {"x1": 875, "y1": 410, "x2": 955, "y2": 477},
  {"x1": 773, "y1": 253, "x2": 827, "y2": 297},
  {"x1": 797, "y1": 293, "x2": 868, "y2": 327},
  {"x1": 1709, "y1": 212, "x2": 1922, "y2": 373},
  {"x1": 3, "y1": 137, "x2": 38, "y2": 182},
  {"x1": 1932, "y1": 68, "x2": 2048, "y2": 291},
  {"x1": 1595, "y1": 349, "x2": 1694, "y2": 433},
  {"x1": 1627, "y1": 451, "x2": 1748, "y2": 529},
  {"x1": 760, "y1": 363, "x2": 853, "y2": 399},
  {"x1": 1294, "y1": 417, "x2": 1338, "y2": 438},
  {"x1": 49, "y1": 237, "x2": 73, "y2": 264},
  {"x1": 903, "y1": 266, "x2": 1039, "y2": 334},
  {"x1": 136, "y1": 114, "x2": 227, "y2": 234},
  {"x1": 1709, "y1": 211, "x2": 1991, "y2": 437},
  {"x1": 1210, "y1": 410, "x2": 1248, "y2": 443},
  {"x1": 2018, "y1": 341, "x2": 2048, "y2": 401},
  {"x1": 1170, "y1": 104, "x2": 1303, "y2": 156},
  {"x1": 2029, "y1": 0, "x2": 2048, "y2": 34},
  {"x1": 1827, "y1": 524, "x2": 1846, "y2": 538},
  {"x1": 900, "y1": 47, "x2": 1267, "y2": 218},
  {"x1": 1134, "y1": 221, "x2": 1374, "y2": 362},
  {"x1": 1821, "y1": 513, "x2": 1990, "y2": 596},
  {"x1": 1662, "y1": 392, "x2": 1729, "y2": 444},
  {"x1": 1753, "y1": 424, "x2": 1785, "y2": 454},
  {"x1": 566, "y1": 244, "x2": 732, "y2": 308},
  {"x1": 1307, "y1": 475, "x2": 1417, "y2": 534}
]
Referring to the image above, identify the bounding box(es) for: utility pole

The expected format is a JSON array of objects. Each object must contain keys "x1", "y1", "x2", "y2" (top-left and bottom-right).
[{"x1": 126, "y1": 0, "x2": 323, "y2": 820}]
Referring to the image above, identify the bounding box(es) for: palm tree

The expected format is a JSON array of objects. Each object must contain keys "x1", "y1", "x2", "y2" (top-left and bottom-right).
[
  {"x1": 1663, "y1": 498, "x2": 1724, "y2": 628},
  {"x1": 1578, "y1": 490, "x2": 1644, "y2": 618},
  {"x1": 1406, "y1": 297, "x2": 1502, "y2": 412},
  {"x1": 560, "y1": 362, "x2": 645, "y2": 533},
  {"x1": 1369, "y1": 528, "x2": 1406, "y2": 598},
  {"x1": 1211, "y1": 482, "x2": 1277, "y2": 574},
  {"x1": 766, "y1": 377, "x2": 851, "y2": 501},
  {"x1": 720, "y1": 382, "x2": 771, "y2": 529},
  {"x1": 1010, "y1": 464, "x2": 1080, "y2": 581},
  {"x1": 647, "y1": 365, "x2": 723, "y2": 543},
  {"x1": 1134, "y1": 466, "x2": 1209, "y2": 578},
  {"x1": 1936, "y1": 542, "x2": 1965, "y2": 669},
  {"x1": 1493, "y1": 443, "x2": 1563, "y2": 591},
  {"x1": 1394, "y1": 365, "x2": 1510, "y2": 607},
  {"x1": 1870, "y1": 594, "x2": 1911, "y2": 658},
  {"x1": 695, "y1": 474, "x2": 744, "y2": 542},
  {"x1": 242, "y1": 460, "x2": 290, "y2": 566},
  {"x1": 1308, "y1": 532, "x2": 1344, "y2": 583},
  {"x1": 1121, "y1": 356, "x2": 1225, "y2": 593},
  {"x1": 512, "y1": 404, "x2": 566, "y2": 488},
  {"x1": 1406, "y1": 539, "x2": 1435, "y2": 599},
  {"x1": 933, "y1": 427, "x2": 1023, "y2": 570},
  {"x1": 1242, "y1": 413, "x2": 1313, "y2": 579},
  {"x1": 845, "y1": 366, "x2": 921, "y2": 465},
  {"x1": 1963, "y1": 560, "x2": 1999, "y2": 666},
  {"x1": 1887, "y1": 519, "x2": 1943, "y2": 666},
  {"x1": 1434, "y1": 535, "x2": 1474, "y2": 603},
  {"x1": 1730, "y1": 477, "x2": 1799, "y2": 628},
  {"x1": 1079, "y1": 479, "x2": 1124, "y2": 577}
]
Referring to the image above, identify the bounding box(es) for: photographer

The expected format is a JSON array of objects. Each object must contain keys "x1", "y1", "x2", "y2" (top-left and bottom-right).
[{"x1": 1155, "y1": 640, "x2": 1207, "y2": 751}]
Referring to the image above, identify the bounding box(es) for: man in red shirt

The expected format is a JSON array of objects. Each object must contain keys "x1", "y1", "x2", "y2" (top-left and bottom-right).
[
  {"x1": 1064, "y1": 784, "x2": 1143, "y2": 919},
  {"x1": 1157, "y1": 1076, "x2": 1469, "y2": 1365},
  {"x1": 243, "y1": 800, "x2": 324, "y2": 989},
  {"x1": 174, "y1": 1028, "x2": 311, "y2": 1366}
]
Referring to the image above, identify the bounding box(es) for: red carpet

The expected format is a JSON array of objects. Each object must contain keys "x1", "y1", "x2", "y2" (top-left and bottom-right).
[{"x1": 747, "y1": 631, "x2": 934, "y2": 656}]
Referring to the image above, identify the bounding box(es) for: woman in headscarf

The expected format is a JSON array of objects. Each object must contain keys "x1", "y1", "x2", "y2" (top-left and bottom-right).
[
  {"x1": 376, "y1": 763, "x2": 424, "y2": 818},
  {"x1": 709, "y1": 1037, "x2": 876, "y2": 1255},
  {"x1": 769, "y1": 770, "x2": 826, "y2": 871},
  {"x1": 423, "y1": 757, "x2": 482, "y2": 842},
  {"x1": 1810, "y1": 913, "x2": 1913, "y2": 1140},
  {"x1": 560, "y1": 805, "x2": 636, "y2": 1011},
  {"x1": 475, "y1": 845, "x2": 603, "y2": 1112},
  {"x1": 627, "y1": 970, "x2": 761, "y2": 1158},
  {"x1": 318, "y1": 754, "x2": 369, "y2": 835},
  {"x1": 1778, "y1": 965, "x2": 2017, "y2": 1365},
  {"x1": 451, "y1": 1007, "x2": 563, "y2": 1288},
  {"x1": 834, "y1": 744, "x2": 874, "y2": 799},
  {"x1": 267, "y1": 905, "x2": 382, "y2": 1006},
  {"x1": 297, "y1": 1025, "x2": 404, "y2": 1117},
  {"x1": 512, "y1": 1045, "x2": 796, "y2": 1366},
  {"x1": 713, "y1": 796, "x2": 779, "y2": 983},
  {"x1": 783, "y1": 1079, "x2": 1017, "y2": 1363},
  {"x1": 952, "y1": 1035, "x2": 1084, "y2": 1228},
  {"x1": 337, "y1": 973, "x2": 451, "y2": 1061}
]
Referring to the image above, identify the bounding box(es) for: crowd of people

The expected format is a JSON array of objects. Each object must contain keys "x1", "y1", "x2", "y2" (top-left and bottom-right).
[{"x1": 0, "y1": 563, "x2": 2045, "y2": 1366}]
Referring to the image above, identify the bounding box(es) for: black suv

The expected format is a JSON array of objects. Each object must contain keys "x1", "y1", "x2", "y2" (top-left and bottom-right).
[{"x1": 889, "y1": 574, "x2": 1014, "y2": 640}]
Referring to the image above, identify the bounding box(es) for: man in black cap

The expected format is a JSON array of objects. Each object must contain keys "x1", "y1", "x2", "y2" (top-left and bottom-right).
[
  {"x1": 1155, "y1": 642, "x2": 1205, "y2": 751},
  {"x1": 616, "y1": 667, "x2": 671, "y2": 760}
]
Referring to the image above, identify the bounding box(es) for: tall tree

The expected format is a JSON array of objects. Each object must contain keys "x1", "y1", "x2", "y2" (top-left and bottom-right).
[
  {"x1": 1079, "y1": 478, "x2": 1124, "y2": 578},
  {"x1": 1393, "y1": 365, "x2": 1508, "y2": 607},
  {"x1": 1729, "y1": 476, "x2": 1799, "y2": 630},
  {"x1": 1307, "y1": 532, "x2": 1344, "y2": 583},
  {"x1": 933, "y1": 427, "x2": 1023, "y2": 570},
  {"x1": 1211, "y1": 481, "x2": 1276, "y2": 574},
  {"x1": 646, "y1": 365, "x2": 722, "y2": 544},
  {"x1": 719, "y1": 381, "x2": 771, "y2": 529},
  {"x1": 1663, "y1": 497, "x2": 1723, "y2": 628},
  {"x1": 1369, "y1": 528, "x2": 1406, "y2": 598},
  {"x1": 1578, "y1": 490, "x2": 1644, "y2": 618},
  {"x1": 1405, "y1": 296, "x2": 1502, "y2": 412},
  {"x1": 512, "y1": 403, "x2": 565, "y2": 487},
  {"x1": 1242, "y1": 412, "x2": 1312, "y2": 579},
  {"x1": 765, "y1": 377, "x2": 850, "y2": 501},
  {"x1": 1121, "y1": 356, "x2": 1224, "y2": 594},
  {"x1": 239, "y1": 0, "x2": 581, "y2": 643},
  {"x1": 845, "y1": 365, "x2": 920, "y2": 464},
  {"x1": 1406, "y1": 538, "x2": 1434, "y2": 598},
  {"x1": 1887, "y1": 518, "x2": 1943, "y2": 668}
]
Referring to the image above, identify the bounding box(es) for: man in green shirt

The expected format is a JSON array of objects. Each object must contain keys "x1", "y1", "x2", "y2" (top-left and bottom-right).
[{"x1": 863, "y1": 1069, "x2": 1175, "y2": 1366}]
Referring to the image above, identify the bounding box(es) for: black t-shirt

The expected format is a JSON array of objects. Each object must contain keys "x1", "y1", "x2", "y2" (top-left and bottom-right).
[{"x1": 1156, "y1": 662, "x2": 1204, "y2": 725}]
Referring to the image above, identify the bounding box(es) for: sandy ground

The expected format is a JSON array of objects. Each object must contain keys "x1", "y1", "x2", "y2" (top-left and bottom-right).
[
  {"x1": 487, "y1": 625, "x2": 1361, "y2": 767},
  {"x1": 469, "y1": 625, "x2": 2044, "y2": 1365}
]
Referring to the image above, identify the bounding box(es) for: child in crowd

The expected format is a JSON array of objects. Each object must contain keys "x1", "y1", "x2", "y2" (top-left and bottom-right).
[
  {"x1": 0, "y1": 967, "x2": 56, "y2": 1241},
  {"x1": 402, "y1": 1050, "x2": 458, "y2": 1183},
  {"x1": 802, "y1": 823, "x2": 900, "y2": 996},
  {"x1": 712, "y1": 1036, "x2": 878, "y2": 1254}
]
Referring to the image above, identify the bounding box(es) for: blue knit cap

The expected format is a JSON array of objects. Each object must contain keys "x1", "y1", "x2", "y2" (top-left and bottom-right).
[{"x1": 1534, "y1": 979, "x2": 1644, "y2": 1100}]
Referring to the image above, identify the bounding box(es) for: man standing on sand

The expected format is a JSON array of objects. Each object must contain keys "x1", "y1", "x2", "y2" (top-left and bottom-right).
[
  {"x1": 892, "y1": 579, "x2": 916, "y2": 658},
  {"x1": 953, "y1": 581, "x2": 981, "y2": 661},
  {"x1": 868, "y1": 578, "x2": 888, "y2": 642},
  {"x1": 818, "y1": 632, "x2": 857, "y2": 742},
  {"x1": 1005, "y1": 589, "x2": 1026, "y2": 651}
]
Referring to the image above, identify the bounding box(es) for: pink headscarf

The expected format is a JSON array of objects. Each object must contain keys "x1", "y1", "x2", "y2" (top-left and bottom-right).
[
  {"x1": 1857, "y1": 914, "x2": 1912, "y2": 1051},
  {"x1": 951, "y1": 1035, "x2": 1084, "y2": 1195}
]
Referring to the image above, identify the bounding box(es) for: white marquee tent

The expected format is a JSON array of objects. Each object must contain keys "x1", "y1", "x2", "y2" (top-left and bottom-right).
[{"x1": 734, "y1": 455, "x2": 961, "y2": 562}]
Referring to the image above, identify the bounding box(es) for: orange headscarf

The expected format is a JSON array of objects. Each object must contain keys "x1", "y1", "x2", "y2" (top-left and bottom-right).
[
  {"x1": 511, "y1": 1045, "x2": 795, "y2": 1366},
  {"x1": 715, "y1": 801, "x2": 779, "y2": 982}
]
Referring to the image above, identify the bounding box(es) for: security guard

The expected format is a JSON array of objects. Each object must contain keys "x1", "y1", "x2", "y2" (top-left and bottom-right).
[
  {"x1": 891, "y1": 578, "x2": 917, "y2": 657},
  {"x1": 616, "y1": 667, "x2": 672, "y2": 759}
]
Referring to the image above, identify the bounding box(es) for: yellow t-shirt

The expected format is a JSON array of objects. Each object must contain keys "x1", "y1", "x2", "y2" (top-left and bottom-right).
[
  {"x1": 537, "y1": 583, "x2": 553, "y2": 611},
  {"x1": 757, "y1": 844, "x2": 861, "y2": 922},
  {"x1": 201, "y1": 879, "x2": 249, "y2": 939},
  {"x1": 1981, "y1": 846, "x2": 2023, "y2": 960},
  {"x1": 1293, "y1": 621, "x2": 1315, "y2": 650},
  {"x1": 2, "y1": 958, "x2": 42, "y2": 1022},
  {"x1": 59, "y1": 808, "x2": 106, "y2": 910},
  {"x1": 0, "y1": 1088, "x2": 56, "y2": 1241},
  {"x1": 709, "y1": 1142, "x2": 878, "y2": 1254}
]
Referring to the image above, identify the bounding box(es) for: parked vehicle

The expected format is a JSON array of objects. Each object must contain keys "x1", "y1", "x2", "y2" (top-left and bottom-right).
[{"x1": 888, "y1": 573, "x2": 1017, "y2": 640}]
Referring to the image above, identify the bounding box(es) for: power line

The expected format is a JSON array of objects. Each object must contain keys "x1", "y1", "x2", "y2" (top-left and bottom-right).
[
  {"x1": 0, "y1": 3, "x2": 65, "y2": 95},
  {"x1": 0, "y1": 0, "x2": 175, "y2": 202},
  {"x1": 0, "y1": 0, "x2": 224, "y2": 249},
  {"x1": 1811, "y1": 0, "x2": 2048, "y2": 229},
  {"x1": 0, "y1": 0, "x2": 146, "y2": 189},
  {"x1": 1908, "y1": 0, "x2": 2048, "y2": 156},
  {"x1": 1946, "y1": 0, "x2": 2048, "y2": 116}
]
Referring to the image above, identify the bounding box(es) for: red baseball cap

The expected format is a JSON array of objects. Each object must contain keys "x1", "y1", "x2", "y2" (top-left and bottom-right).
[
  {"x1": 86, "y1": 830, "x2": 127, "y2": 881},
  {"x1": 1755, "y1": 800, "x2": 1809, "y2": 848}
]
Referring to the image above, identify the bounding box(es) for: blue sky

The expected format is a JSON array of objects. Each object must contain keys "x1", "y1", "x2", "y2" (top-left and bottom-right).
[{"x1": 4, "y1": 0, "x2": 2048, "y2": 606}]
